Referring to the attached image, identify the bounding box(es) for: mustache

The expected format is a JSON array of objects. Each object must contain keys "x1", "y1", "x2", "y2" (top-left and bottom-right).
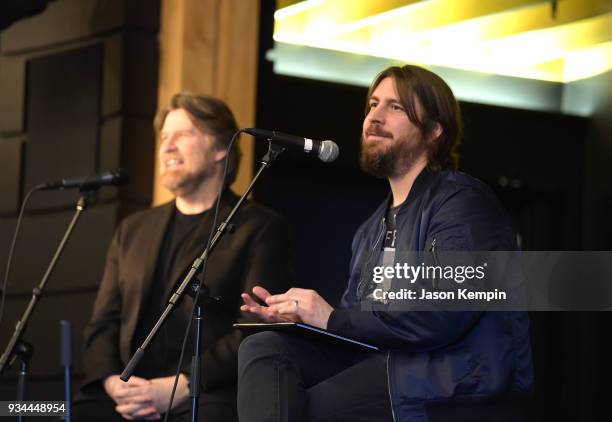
[
  {"x1": 162, "y1": 153, "x2": 183, "y2": 161},
  {"x1": 364, "y1": 126, "x2": 393, "y2": 138}
]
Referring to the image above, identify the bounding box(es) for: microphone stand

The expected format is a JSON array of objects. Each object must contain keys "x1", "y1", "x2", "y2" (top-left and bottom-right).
[
  {"x1": 60, "y1": 320, "x2": 73, "y2": 422},
  {"x1": 0, "y1": 190, "x2": 94, "y2": 401},
  {"x1": 15, "y1": 341, "x2": 32, "y2": 422},
  {"x1": 120, "y1": 142, "x2": 284, "y2": 422}
]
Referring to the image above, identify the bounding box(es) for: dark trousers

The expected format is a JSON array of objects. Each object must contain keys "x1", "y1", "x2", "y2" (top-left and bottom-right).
[{"x1": 237, "y1": 331, "x2": 394, "y2": 422}]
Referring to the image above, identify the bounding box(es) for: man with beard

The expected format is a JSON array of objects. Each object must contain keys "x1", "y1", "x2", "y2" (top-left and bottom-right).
[
  {"x1": 73, "y1": 93, "x2": 292, "y2": 422},
  {"x1": 237, "y1": 65, "x2": 533, "y2": 421}
]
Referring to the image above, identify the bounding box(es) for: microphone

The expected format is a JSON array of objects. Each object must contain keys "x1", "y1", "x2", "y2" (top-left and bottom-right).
[
  {"x1": 38, "y1": 169, "x2": 128, "y2": 191},
  {"x1": 244, "y1": 128, "x2": 339, "y2": 163}
]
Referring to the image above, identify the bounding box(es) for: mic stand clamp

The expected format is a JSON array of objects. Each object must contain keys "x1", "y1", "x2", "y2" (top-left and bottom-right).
[
  {"x1": 120, "y1": 142, "x2": 284, "y2": 422},
  {"x1": 14, "y1": 341, "x2": 33, "y2": 422},
  {"x1": 15, "y1": 341, "x2": 33, "y2": 399}
]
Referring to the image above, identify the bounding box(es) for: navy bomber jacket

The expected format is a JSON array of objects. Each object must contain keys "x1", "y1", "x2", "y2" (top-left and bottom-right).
[{"x1": 327, "y1": 167, "x2": 534, "y2": 421}]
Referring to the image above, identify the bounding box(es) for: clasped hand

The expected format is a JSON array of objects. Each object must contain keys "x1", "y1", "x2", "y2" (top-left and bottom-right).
[
  {"x1": 241, "y1": 286, "x2": 334, "y2": 329},
  {"x1": 104, "y1": 373, "x2": 189, "y2": 420}
]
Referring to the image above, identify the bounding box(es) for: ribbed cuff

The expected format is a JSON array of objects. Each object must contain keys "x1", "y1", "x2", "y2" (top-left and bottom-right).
[{"x1": 326, "y1": 308, "x2": 352, "y2": 337}]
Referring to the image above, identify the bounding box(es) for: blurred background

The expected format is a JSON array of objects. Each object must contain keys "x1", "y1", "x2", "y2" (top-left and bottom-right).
[{"x1": 0, "y1": 0, "x2": 610, "y2": 420}]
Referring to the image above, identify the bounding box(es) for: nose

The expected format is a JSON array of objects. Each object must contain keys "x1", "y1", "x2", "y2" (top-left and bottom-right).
[
  {"x1": 160, "y1": 134, "x2": 177, "y2": 153},
  {"x1": 366, "y1": 106, "x2": 384, "y2": 126}
]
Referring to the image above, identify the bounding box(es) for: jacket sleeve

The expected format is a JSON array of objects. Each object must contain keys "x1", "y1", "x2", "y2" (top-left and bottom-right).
[
  {"x1": 81, "y1": 222, "x2": 125, "y2": 391},
  {"x1": 328, "y1": 185, "x2": 514, "y2": 351},
  {"x1": 198, "y1": 214, "x2": 293, "y2": 390}
]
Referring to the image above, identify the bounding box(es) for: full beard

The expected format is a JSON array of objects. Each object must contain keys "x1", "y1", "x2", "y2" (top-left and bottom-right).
[
  {"x1": 161, "y1": 168, "x2": 208, "y2": 197},
  {"x1": 359, "y1": 136, "x2": 398, "y2": 178},
  {"x1": 360, "y1": 133, "x2": 428, "y2": 179}
]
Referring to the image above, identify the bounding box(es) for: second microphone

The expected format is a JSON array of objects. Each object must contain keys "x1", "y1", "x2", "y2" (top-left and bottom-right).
[{"x1": 244, "y1": 128, "x2": 339, "y2": 163}]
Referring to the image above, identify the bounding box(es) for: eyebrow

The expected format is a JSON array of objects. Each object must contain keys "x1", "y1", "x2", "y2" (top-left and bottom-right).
[
  {"x1": 368, "y1": 95, "x2": 402, "y2": 106},
  {"x1": 161, "y1": 129, "x2": 193, "y2": 136}
]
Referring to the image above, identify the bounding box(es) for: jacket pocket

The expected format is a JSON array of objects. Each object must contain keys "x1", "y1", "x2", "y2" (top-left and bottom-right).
[{"x1": 430, "y1": 348, "x2": 480, "y2": 397}]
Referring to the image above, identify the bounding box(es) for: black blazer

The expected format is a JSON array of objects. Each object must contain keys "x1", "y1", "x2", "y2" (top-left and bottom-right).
[{"x1": 82, "y1": 191, "x2": 293, "y2": 394}]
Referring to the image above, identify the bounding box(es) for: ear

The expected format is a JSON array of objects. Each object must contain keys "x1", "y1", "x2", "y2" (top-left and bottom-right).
[
  {"x1": 429, "y1": 122, "x2": 443, "y2": 142},
  {"x1": 215, "y1": 148, "x2": 227, "y2": 163},
  {"x1": 213, "y1": 146, "x2": 228, "y2": 163}
]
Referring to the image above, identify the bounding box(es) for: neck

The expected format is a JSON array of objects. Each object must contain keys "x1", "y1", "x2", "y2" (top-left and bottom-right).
[
  {"x1": 388, "y1": 159, "x2": 427, "y2": 207},
  {"x1": 175, "y1": 171, "x2": 225, "y2": 215}
]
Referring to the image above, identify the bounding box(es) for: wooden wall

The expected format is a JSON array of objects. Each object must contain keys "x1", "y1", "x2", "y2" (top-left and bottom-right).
[{"x1": 154, "y1": 0, "x2": 261, "y2": 205}]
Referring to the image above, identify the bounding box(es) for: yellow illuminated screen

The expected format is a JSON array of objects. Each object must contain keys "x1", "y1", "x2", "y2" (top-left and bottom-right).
[{"x1": 274, "y1": 0, "x2": 612, "y2": 83}]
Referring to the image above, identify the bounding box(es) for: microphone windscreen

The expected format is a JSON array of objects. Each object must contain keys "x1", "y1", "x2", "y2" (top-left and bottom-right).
[{"x1": 319, "y1": 140, "x2": 340, "y2": 163}]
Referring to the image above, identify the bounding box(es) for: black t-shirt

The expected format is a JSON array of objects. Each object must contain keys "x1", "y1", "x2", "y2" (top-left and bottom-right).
[
  {"x1": 383, "y1": 203, "x2": 401, "y2": 251},
  {"x1": 132, "y1": 206, "x2": 207, "y2": 378},
  {"x1": 366, "y1": 201, "x2": 402, "y2": 301}
]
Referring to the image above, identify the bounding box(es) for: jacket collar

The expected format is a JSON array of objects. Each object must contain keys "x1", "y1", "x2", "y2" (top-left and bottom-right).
[
  {"x1": 371, "y1": 166, "x2": 439, "y2": 221},
  {"x1": 396, "y1": 166, "x2": 438, "y2": 214}
]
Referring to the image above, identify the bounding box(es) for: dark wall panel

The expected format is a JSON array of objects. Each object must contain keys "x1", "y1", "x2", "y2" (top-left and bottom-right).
[
  {"x1": 459, "y1": 102, "x2": 588, "y2": 250},
  {"x1": 101, "y1": 32, "x2": 160, "y2": 118},
  {"x1": 0, "y1": 58, "x2": 26, "y2": 133},
  {"x1": 0, "y1": 0, "x2": 159, "y2": 55},
  {"x1": 123, "y1": 32, "x2": 159, "y2": 116},
  {"x1": 119, "y1": 117, "x2": 155, "y2": 206},
  {"x1": 0, "y1": 136, "x2": 24, "y2": 215},
  {"x1": 24, "y1": 44, "x2": 101, "y2": 209},
  {"x1": 0, "y1": 202, "x2": 117, "y2": 293}
]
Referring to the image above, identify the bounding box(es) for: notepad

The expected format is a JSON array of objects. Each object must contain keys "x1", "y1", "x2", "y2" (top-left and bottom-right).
[{"x1": 233, "y1": 322, "x2": 379, "y2": 351}]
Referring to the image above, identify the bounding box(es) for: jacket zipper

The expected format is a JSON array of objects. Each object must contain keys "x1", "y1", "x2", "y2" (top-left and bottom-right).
[
  {"x1": 386, "y1": 351, "x2": 397, "y2": 422},
  {"x1": 429, "y1": 238, "x2": 439, "y2": 289},
  {"x1": 356, "y1": 218, "x2": 386, "y2": 298}
]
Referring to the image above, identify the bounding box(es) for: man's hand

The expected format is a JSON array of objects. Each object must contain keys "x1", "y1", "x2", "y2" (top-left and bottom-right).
[
  {"x1": 104, "y1": 374, "x2": 189, "y2": 420},
  {"x1": 241, "y1": 286, "x2": 297, "y2": 323},
  {"x1": 241, "y1": 286, "x2": 334, "y2": 329}
]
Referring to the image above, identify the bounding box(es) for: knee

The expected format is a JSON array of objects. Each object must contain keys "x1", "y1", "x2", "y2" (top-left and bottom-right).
[{"x1": 238, "y1": 331, "x2": 289, "y2": 369}]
